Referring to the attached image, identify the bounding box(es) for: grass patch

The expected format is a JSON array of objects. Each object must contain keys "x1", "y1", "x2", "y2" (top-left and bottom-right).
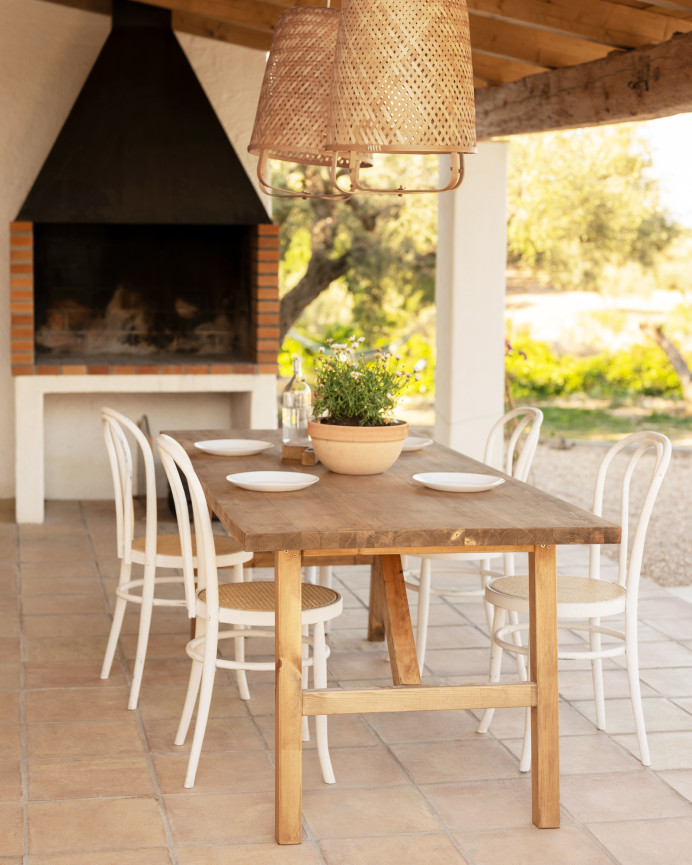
[{"x1": 538, "y1": 405, "x2": 692, "y2": 443}]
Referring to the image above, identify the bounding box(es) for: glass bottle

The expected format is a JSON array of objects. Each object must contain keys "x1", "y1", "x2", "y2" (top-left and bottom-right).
[{"x1": 282, "y1": 355, "x2": 311, "y2": 445}]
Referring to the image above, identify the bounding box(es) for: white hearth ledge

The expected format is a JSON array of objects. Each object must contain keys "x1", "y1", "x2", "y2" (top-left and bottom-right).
[{"x1": 15, "y1": 373, "x2": 276, "y2": 523}]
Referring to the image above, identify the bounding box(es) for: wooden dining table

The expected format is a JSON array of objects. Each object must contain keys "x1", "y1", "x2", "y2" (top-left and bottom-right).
[{"x1": 167, "y1": 428, "x2": 621, "y2": 844}]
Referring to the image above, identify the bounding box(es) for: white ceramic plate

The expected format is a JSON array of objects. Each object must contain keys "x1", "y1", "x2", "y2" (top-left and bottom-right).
[
  {"x1": 194, "y1": 439, "x2": 273, "y2": 457},
  {"x1": 226, "y1": 471, "x2": 319, "y2": 492},
  {"x1": 401, "y1": 436, "x2": 434, "y2": 452},
  {"x1": 413, "y1": 472, "x2": 505, "y2": 493}
]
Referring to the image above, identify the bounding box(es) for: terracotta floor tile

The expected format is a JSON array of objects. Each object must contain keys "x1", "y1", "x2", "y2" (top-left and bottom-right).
[
  {"x1": 0, "y1": 762, "x2": 22, "y2": 802},
  {"x1": 153, "y1": 749, "x2": 275, "y2": 794},
  {"x1": 0, "y1": 804, "x2": 24, "y2": 856},
  {"x1": 22, "y1": 594, "x2": 107, "y2": 616},
  {"x1": 26, "y1": 719, "x2": 144, "y2": 759},
  {"x1": 0, "y1": 536, "x2": 18, "y2": 561},
  {"x1": 319, "y1": 834, "x2": 470, "y2": 865},
  {"x1": 176, "y1": 844, "x2": 321, "y2": 865},
  {"x1": 27, "y1": 755, "x2": 156, "y2": 800},
  {"x1": 0, "y1": 727, "x2": 21, "y2": 761},
  {"x1": 253, "y1": 712, "x2": 378, "y2": 750},
  {"x1": 615, "y1": 730, "x2": 692, "y2": 769},
  {"x1": 24, "y1": 661, "x2": 126, "y2": 689},
  {"x1": 143, "y1": 716, "x2": 265, "y2": 754},
  {"x1": 137, "y1": 682, "x2": 246, "y2": 720},
  {"x1": 302, "y1": 786, "x2": 442, "y2": 839},
  {"x1": 503, "y1": 732, "x2": 641, "y2": 774},
  {"x1": 0, "y1": 637, "x2": 20, "y2": 663},
  {"x1": 20, "y1": 576, "x2": 102, "y2": 596},
  {"x1": 25, "y1": 852, "x2": 172, "y2": 865},
  {"x1": 20, "y1": 561, "x2": 97, "y2": 580},
  {"x1": 422, "y1": 777, "x2": 554, "y2": 832},
  {"x1": 0, "y1": 662, "x2": 20, "y2": 690},
  {"x1": 25, "y1": 687, "x2": 132, "y2": 723},
  {"x1": 589, "y1": 816, "x2": 692, "y2": 865},
  {"x1": 556, "y1": 667, "x2": 658, "y2": 702},
  {"x1": 639, "y1": 666, "x2": 692, "y2": 697},
  {"x1": 364, "y1": 709, "x2": 480, "y2": 743},
  {"x1": 459, "y1": 825, "x2": 613, "y2": 865},
  {"x1": 474, "y1": 701, "x2": 595, "y2": 740},
  {"x1": 0, "y1": 693, "x2": 20, "y2": 725},
  {"x1": 27, "y1": 798, "x2": 168, "y2": 854},
  {"x1": 561, "y1": 771, "x2": 691, "y2": 822},
  {"x1": 659, "y1": 770, "x2": 692, "y2": 806},
  {"x1": 392, "y1": 739, "x2": 520, "y2": 784},
  {"x1": 303, "y1": 745, "x2": 409, "y2": 789},
  {"x1": 574, "y1": 695, "x2": 692, "y2": 733},
  {"x1": 164, "y1": 791, "x2": 276, "y2": 845},
  {"x1": 21, "y1": 614, "x2": 111, "y2": 638},
  {"x1": 23, "y1": 635, "x2": 109, "y2": 663}
]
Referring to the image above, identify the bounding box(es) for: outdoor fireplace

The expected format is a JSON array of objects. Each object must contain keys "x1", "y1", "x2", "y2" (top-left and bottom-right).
[
  {"x1": 11, "y1": 0, "x2": 279, "y2": 522},
  {"x1": 11, "y1": 0, "x2": 279, "y2": 376}
]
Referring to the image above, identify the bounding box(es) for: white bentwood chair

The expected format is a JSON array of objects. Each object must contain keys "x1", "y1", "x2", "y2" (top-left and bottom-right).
[
  {"x1": 100, "y1": 407, "x2": 253, "y2": 709},
  {"x1": 477, "y1": 431, "x2": 671, "y2": 770},
  {"x1": 157, "y1": 433, "x2": 343, "y2": 788},
  {"x1": 405, "y1": 407, "x2": 543, "y2": 672}
]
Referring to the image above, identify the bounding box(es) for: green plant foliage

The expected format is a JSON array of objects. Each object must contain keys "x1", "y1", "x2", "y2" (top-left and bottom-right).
[
  {"x1": 311, "y1": 336, "x2": 418, "y2": 426},
  {"x1": 506, "y1": 334, "x2": 683, "y2": 400},
  {"x1": 507, "y1": 125, "x2": 679, "y2": 290}
]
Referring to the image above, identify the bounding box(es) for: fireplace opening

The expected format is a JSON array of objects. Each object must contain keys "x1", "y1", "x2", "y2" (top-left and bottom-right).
[{"x1": 32, "y1": 223, "x2": 254, "y2": 364}]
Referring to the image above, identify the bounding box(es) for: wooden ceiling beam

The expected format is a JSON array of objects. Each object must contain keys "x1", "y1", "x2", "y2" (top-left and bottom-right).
[
  {"x1": 469, "y1": 14, "x2": 616, "y2": 67},
  {"x1": 475, "y1": 29, "x2": 692, "y2": 138},
  {"x1": 468, "y1": 0, "x2": 692, "y2": 49}
]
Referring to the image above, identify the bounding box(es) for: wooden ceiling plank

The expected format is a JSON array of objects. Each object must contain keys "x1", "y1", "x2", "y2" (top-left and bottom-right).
[
  {"x1": 471, "y1": 50, "x2": 550, "y2": 83},
  {"x1": 469, "y1": 0, "x2": 692, "y2": 48},
  {"x1": 129, "y1": 0, "x2": 285, "y2": 32},
  {"x1": 642, "y1": 0, "x2": 692, "y2": 12},
  {"x1": 469, "y1": 13, "x2": 616, "y2": 67},
  {"x1": 38, "y1": 0, "x2": 112, "y2": 14},
  {"x1": 173, "y1": 9, "x2": 274, "y2": 48},
  {"x1": 475, "y1": 29, "x2": 692, "y2": 138}
]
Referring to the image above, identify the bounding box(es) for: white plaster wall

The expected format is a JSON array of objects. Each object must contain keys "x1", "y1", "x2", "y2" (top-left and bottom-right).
[{"x1": 0, "y1": 0, "x2": 269, "y2": 502}]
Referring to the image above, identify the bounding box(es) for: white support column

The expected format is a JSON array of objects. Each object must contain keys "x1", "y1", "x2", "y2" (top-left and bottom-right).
[{"x1": 434, "y1": 141, "x2": 509, "y2": 459}]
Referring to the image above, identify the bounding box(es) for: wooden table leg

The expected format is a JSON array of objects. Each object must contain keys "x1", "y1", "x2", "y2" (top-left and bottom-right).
[
  {"x1": 274, "y1": 550, "x2": 304, "y2": 844},
  {"x1": 377, "y1": 555, "x2": 421, "y2": 686},
  {"x1": 529, "y1": 543, "x2": 561, "y2": 828},
  {"x1": 367, "y1": 559, "x2": 386, "y2": 642}
]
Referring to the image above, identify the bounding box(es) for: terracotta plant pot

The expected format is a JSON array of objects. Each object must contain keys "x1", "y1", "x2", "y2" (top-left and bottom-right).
[{"x1": 307, "y1": 419, "x2": 409, "y2": 475}]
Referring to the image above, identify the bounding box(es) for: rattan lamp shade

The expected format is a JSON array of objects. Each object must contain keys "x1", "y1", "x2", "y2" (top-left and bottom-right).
[
  {"x1": 326, "y1": 0, "x2": 477, "y2": 194},
  {"x1": 248, "y1": 6, "x2": 364, "y2": 200}
]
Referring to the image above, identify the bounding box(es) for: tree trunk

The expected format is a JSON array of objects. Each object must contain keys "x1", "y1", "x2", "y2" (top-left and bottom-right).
[
  {"x1": 641, "y1": 323, "x2": 692, "y2": 414},
  {"x1": 279, "y1": 250, "x2": 350, "y2": 342}
]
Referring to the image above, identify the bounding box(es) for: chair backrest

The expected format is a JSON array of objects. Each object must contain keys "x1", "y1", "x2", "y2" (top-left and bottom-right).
[
  {"x1": 588, "y1": 431, "x2": 671, "y2": 597},
  {"x1": 101, "y1": 407, "x2": 159, "y2": 564},
  {"x1": 483, "y1": 406, "x2": 544, "y2": 482},
  {"x1": 157, "y1": 433, "x2": 217, "y2": 620}
]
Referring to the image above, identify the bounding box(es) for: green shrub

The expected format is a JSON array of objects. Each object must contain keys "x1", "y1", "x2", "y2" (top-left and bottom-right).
[{"x1": 506, "y1": 335, "x2": 683, "y2": 400}]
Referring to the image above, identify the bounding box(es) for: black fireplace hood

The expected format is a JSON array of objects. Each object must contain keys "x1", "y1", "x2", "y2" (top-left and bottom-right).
[{"x1": 17, "y1": 0, "x2": 270, "y2": 225}]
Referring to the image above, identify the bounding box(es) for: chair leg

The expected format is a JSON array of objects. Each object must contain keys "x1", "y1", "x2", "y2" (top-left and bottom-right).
[
  {"x1": 175, "y1": 659, "x2": 203, "y2": 746},
  {"x1": 589, "y1": 618, "x2": 606, "y2": 730},
  {"x1": 128, "y1": 561, "x2": 156, "y2": 710},
  {"x1": 625, "y1": 617, "x2": 651, "y2": 766},
  {"x1": 175, "y1": 617, "x2": 206, "y2": 746},
  {"x1": 313, "y1": 621, "x2": 335, "y2": 784},
  {"x1": 184, "y1": 620, "x2": 219, "y2": 788},
  {"x1": 416, "y1": 557, "x2": 433, "y2": 675},
  {"x1": 231, "y1": 563, "x2": 251, "y2": 701},
  {"x1": 101, "y1": 598, "x2": 128, "y2": 680},
  {"x1": 477, "y1": 606, "x2": 507, "y2": 733}
]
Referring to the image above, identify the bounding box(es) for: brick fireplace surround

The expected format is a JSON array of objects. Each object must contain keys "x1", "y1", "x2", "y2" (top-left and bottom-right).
[{"x1": 10, "y1": 220, "x2": 280, "y2": 523}]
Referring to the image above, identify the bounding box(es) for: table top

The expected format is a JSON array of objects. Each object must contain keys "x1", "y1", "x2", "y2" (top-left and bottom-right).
[{"x1": 167, "y1": 429, "x2": 621, "y2": 553}]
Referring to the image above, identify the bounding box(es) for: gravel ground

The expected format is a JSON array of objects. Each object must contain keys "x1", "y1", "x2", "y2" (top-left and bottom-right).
[{"x1": 530, "y1": 440, "x2": 692, "y2": 587}]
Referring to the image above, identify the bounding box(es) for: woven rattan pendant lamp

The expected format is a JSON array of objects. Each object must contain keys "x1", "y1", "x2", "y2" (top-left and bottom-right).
[
  {"x1": 326, "y1": 0, "x2": 477, "y2": 195},
  {"x1": 248, "y1": 5, "x2": 367, "y2": 200}
]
